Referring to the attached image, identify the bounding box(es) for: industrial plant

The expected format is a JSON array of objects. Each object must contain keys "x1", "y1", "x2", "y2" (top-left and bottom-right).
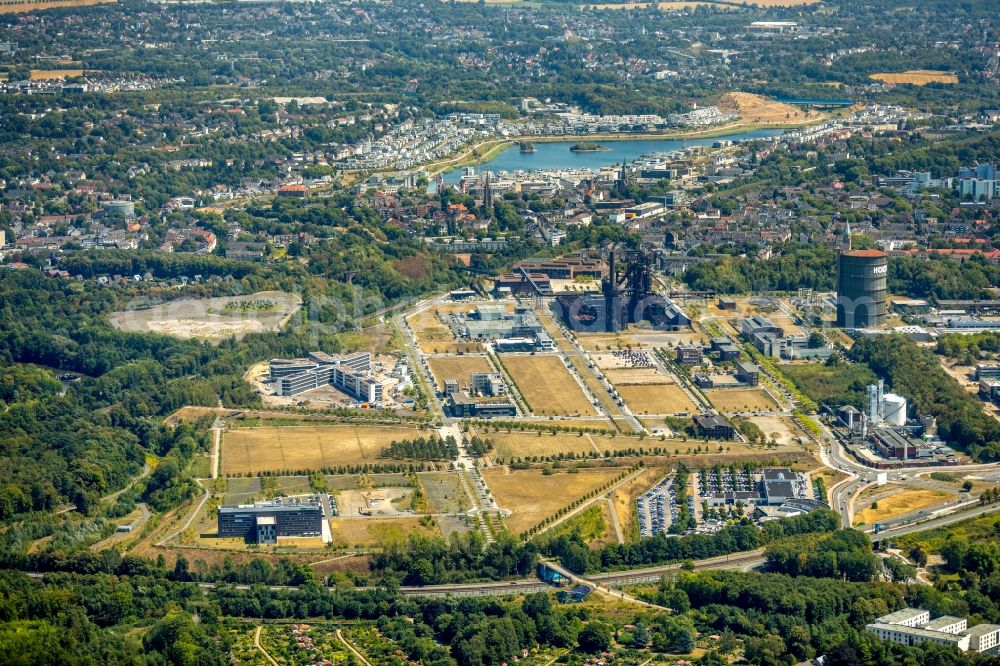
[
  {"x1": 834, "y1": 380, "x2": 958, "y2": 469},
  {"x1": 553, "y1": 245, "x2": 690, "y2": 332}
]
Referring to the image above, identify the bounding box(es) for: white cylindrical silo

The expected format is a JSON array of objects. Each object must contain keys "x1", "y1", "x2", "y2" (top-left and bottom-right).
[{"x1": 882, "y1": 393, "x2": 907, "y2": 426}]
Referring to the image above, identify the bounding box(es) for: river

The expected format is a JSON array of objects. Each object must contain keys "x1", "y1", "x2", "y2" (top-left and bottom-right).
[{"x1": 441, "y1": 128, "x2": 786, "y2": 183}]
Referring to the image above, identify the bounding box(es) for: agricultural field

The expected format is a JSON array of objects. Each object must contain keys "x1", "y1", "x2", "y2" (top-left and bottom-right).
[
  {"x1": 330, "y1": 516, "x2": 440, "y2": 548},
  {"x1": 617, "y1": 383, "x2": 698, "y2": 415},
  {"x1": 110, "y1": 290, "x2": 301, "y2": 341},
  {"x1": 485, "y1": 467, "x2": 623, "y2": 534},
  {"x1": 854, "y1": 487, "x2": 953, "y2": 527},
  {"x1": 222, "y1": 424, "x2": 423, "y2": 474},
  {"x1": 501, "y1": 354, "x2": 597, "y2": 416},
  {"x1": 707, "y1": 388, "x2": 777, "y2": 413},
  {"x1": 426, "y1": 355, "x2": 494, "y2": 390},
  {"x1": 576, "y1": 2, "x2": 736, "y2": 9},
  {"x1": 30, "y1": 69, "x2": 85, "y2": 80},
  {"x1": 871, "y1": 70, "x2": 958, "y2": 85}
]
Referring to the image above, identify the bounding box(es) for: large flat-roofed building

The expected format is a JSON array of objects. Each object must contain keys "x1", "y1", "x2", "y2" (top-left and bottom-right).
[
  {"x1": 866, "y1": 609, "x2": 1000, "y2": 653},
  {"x1": 965, "y1": 624, "x2": 1000, "y2": 653},
  {"x1": 870, "y1": 428, "x2": 921, "y2": 461},
  {"x1": 270, "y1": 351, "x2": 385, "y2": 403},
  {"x1": 866, "y1": 623, "x2": 970, "y2": 651},
  {"x1": 514, "y1": 257, "x2": 604, "y2": 280},
  {"x1": 694, "y1": 413, "x2": 735, "y2": 440},
  {"x1": 447, "y1": 390, "x2": 517, "y2": 418},
  {"x1": 218, "y1": 499, "x2": 324, "y2": 544},
  {"x1": 451, "y1": 306, "x2": 555, "y2": 352}
]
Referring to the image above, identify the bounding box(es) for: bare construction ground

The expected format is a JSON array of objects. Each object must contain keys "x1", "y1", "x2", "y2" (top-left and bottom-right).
[
  {"x1": 222, "y1": 424, "x2": 422, "y2": 474},
  {"x1": 110, "y1": 291, "x2": 300, "y2": 341},
  {"x1": 501, "y1": 354, "x2": 597, "y2": 416},
  {"x1": 744, "y1": 415, "x2": 800, "y2": 446},
  {"x1": 335, "y1": 487, "x2": 419, "y2": 518}
]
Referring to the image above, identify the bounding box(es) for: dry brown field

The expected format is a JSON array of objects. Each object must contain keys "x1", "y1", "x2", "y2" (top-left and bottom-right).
[
  {"x1": 707, "y1": 388, "x2": 777, "y2": 412},
  {"x1": 617, "y1": 384, "x2": 698, "y2": 414},
  {"x1": 331, "y1": 517, "x2": 439, "y2": 548},
  {"x1": 578, "y1": 2, "x2": 736, "y2": 9},
  {"x1": 485, "y1": 467, "x2": 623, "y2": 534},
  {"x1": 871, "y1": 70, "x2": 958, "y2": 86},
  {"x1": 717, "y1": 92, "x2": 816, "y2": 124},
  {"x1": 426, "y1": 355, "x2": 493, "y2": 390},
  {"x1": 222, "y1": 424, "x2": 422, "y2": 474},
  {"x1": 30, "y1": 69, "x2": 85, "y2": 80},
  {"x1": 854, "y1": 488, "x2": 952, "y2": 526},
  {"x1": 0, "y1": 0, "x2": 114, "y2": 13},
  {"x1": 745, "y1": 415, "x2": 799, "y2": 446},
  {"x1": 480, "y1": 429, "x2": 655, "y2": 460},
  {"x1": 502, "y1": 354, "x2": 597, "y2": 416}
]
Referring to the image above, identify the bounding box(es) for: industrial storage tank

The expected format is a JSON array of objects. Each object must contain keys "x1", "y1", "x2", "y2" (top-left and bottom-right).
[
  {"x1": 836, "y1": 249, "x2": 888, "y2": 328},
  {"x1": 101, "y1": 200, "x2": 136, "y2": 219},
  {"x1": 882, "y1": 393, "x2": 907, "y2": 426}
]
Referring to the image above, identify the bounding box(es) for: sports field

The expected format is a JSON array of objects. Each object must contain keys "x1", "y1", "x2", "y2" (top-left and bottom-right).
[
  {"x1": 617, "y1": 384, "x2": 698, "y2": 414},
  {"x1": 871, "y1": 70, "x2": 958, "y2": 86},
  {"x1": 222, "y1": 425, "x2": 422, "y2": 474},
  {"x1": 707, "y1": 388, "x2": 777, "y2": 412},
  {"x1": 426, "y1": 355, "x2": 493, "y2": 390},
  {"x1": 485, "y1": 467, "x2": 623, "y2": 534},
  {"x1": 502, "y1": 354, "x2": 597, "y2": 416}
]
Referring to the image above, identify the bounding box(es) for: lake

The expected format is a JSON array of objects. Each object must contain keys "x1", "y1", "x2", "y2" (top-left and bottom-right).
[{"x1": 441, "y1": 128, "x2": 786, "y2": 183}]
